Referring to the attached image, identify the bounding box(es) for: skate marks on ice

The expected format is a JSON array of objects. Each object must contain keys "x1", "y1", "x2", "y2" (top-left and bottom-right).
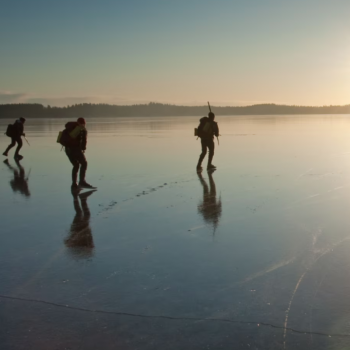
[
  {"x1": 209, "y1": 224, "x2": 350, "y2": 346},
  {"x1": 96, "y1": 182, "x2": 170, "y2": 216},
  {"x1": 240, "y1": 257, "x2": 297, "y2": 285},
  {"x1": 96, "y1": 174, "x2": 196, "y2": 217},
  {"x1": 1, "y1": 293, "x2": 350, "y2": 339},
  {"x1": 97, "y1": 200, "x2": 118, "y2": 216},
  {"x1": 296, "y1": 168, "x2": 345, "y2": 181},
  {"x1": 283, "y1": 229, "x2": 350, "y2": 349},
  {"x1": 4, "y1": 234, "x2": 350, "y2": 344},
  {"x1": 6, "y1": 156, "x2": 345, "y2": 232}
]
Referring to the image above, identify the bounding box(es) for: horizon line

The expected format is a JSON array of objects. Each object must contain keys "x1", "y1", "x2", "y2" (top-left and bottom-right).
[{"x1": 1, "y1": 102, "x2": 350, "y2": 109}]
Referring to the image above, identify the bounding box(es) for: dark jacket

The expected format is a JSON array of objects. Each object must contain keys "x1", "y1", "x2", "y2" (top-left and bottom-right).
[
  {"x1": 198, "y1": 117, "x2": 219, "y2": 140},
  {"x1": 65, "y1": 122, "x2": 87, "y2": 150},
  {"x1": 12, "y1": 119, "x2": 24, "y2": 138}
]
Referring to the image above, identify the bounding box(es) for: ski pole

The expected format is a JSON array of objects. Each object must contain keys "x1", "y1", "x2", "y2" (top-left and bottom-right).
[
  {"x1": 208, "y1": 101, "x2": 212, "y2": 113},
  {"x1": 24, "y1": 137, "x2": 30, "y2": 146}
]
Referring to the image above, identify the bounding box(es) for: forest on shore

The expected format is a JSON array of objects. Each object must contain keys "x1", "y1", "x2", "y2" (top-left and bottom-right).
[{"x1": 1, "y1": 102, "x2": 350, "y2": 119}]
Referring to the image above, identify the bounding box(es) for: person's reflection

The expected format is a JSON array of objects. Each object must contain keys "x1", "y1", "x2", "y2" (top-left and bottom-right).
[
  {"x1": 65, "y1": 189, "x2": 96, "y2": 259},
  {"x1": 197, "y1": 170, "x2": 222, "y2": 235},
  {"x1": 3, "y1": 159, "x2": 30, "y2": 197}
]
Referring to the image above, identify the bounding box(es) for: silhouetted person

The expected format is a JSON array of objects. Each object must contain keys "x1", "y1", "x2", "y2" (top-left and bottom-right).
[
  {"x1": 3, "y1": 159, "x2": 30, "y2": 197},
  {"x1": 3, "y1": 117, "x2": 26, "y2": 160},
  {"x1": 65, "y1": 189, "x2": 96, "y2": 259},
  {"x1": 64, "y1": 118, "x2": 95, "y2": 189},
  {"x1": 197, "y1": 171, "x2": 222, "y2": 235},
  {"x1": 196, "y1": 112, "x2": 219, "y2": 171}
]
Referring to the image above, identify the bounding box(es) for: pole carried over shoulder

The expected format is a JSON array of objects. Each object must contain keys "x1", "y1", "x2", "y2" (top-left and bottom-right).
[{"x1": 207, "y1": 101, "x2": 212, "y2": 113}]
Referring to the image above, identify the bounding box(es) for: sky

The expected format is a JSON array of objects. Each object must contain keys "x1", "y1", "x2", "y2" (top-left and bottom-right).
[{"x1": 1, "y1": 0, "x2": 350, "y2": 107}]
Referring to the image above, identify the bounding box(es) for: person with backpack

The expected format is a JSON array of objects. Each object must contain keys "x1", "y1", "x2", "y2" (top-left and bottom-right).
[
  {"x1": 61, "y1": 118, "x2": 95, "y2": 189},
  {"x1": 196, "y1": 112, "x2": 219, "y2": 171},
  {"x1": 3, "y1": 117, "x2": 26, "y2": 160}
]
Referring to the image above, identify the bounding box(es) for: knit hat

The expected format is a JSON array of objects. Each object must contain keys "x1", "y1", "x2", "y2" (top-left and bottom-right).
[
  {"x1": 208, "y1": 112, "x2": 215, "y2": 120},
  {"x1": 77, "y1": 118, "x2": 86, "y2": 125}
]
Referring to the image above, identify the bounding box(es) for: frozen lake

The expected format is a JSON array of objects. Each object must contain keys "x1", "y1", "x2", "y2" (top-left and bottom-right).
[{"x1": 1, "y1": 115, "x2": 350, "y2": 349}]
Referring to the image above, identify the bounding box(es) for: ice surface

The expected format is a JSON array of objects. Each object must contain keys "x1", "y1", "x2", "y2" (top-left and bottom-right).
[{"x1": 1, "y1": 115, "x2": 350, "y2": 349}]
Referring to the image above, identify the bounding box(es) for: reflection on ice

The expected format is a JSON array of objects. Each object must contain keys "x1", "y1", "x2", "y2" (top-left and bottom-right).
[
  {"x1": 2, "y1": 116, "x2": 350, "y2": 349},
  {"x1": 3, "y1": 159, "x2": 30, "y2": 197},
  {"x1": 197, "y1": 170, "x2": 222, "y2": 235},
  {"x1": 64, "y1": 189, "x2": 96, "y2": 259}
]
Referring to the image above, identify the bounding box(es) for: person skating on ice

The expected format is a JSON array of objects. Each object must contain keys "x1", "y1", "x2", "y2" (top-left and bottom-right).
[
  {"x1": 196, "y1": 112, "x2": 219, "y2": 171},
  {"x1": 3, "y1": 117, "x2": 26, "y2": 160},
  {"x1": 63, "y1": 118, "x2": 95, "y2": 189}
]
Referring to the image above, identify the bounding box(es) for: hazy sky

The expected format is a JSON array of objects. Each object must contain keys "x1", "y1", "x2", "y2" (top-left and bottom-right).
[{"x1": 1, "y1": 0, "x2": 350, "y2": 107}]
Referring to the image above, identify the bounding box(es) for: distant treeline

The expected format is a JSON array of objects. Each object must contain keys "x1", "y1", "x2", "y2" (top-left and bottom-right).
[{"x1": 1, "y1": 102, "x2": 350, "y2": 119}]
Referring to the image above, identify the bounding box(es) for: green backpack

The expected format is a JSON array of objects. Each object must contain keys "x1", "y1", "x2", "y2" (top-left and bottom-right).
[{"x1": 195, "y1": 121, "x2": 213, "y2": 138}]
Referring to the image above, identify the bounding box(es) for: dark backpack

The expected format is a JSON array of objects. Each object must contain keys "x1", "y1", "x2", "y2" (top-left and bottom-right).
[
  {"x1": 58, "y1": 129, "x2": 71, "y2": 146},
  {"x1": 196, "y1": 120, "x2": 213, "y2": 138},
  {"x1": 202, "y1": 121, "x2": 213, "y2": 135},
  {"x1": 57, "y1": 124, "x2": 78, "y2": 147},
  {"x1": 195, "y1": 120, "x2": 204, "y2": 137},
  {"x1": 5, "y1": 124, "x2": 14, "y2": 137}
]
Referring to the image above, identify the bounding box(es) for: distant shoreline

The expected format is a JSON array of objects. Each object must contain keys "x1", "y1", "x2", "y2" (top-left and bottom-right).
[{"x1": 1, "y1": 102, "x2": 350, "y2": 119}]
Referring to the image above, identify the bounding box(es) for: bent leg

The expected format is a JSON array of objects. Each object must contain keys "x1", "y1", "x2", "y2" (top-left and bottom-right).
[
  {"x1": 66, "y1": 148, "x2": 80, "y2": 184},
  {"x1": 14, "y1": 137, "x2": 23, "y2": 157},
  {"x1": 4, "y1": 137, "x2": 16, "y2": 155}
]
